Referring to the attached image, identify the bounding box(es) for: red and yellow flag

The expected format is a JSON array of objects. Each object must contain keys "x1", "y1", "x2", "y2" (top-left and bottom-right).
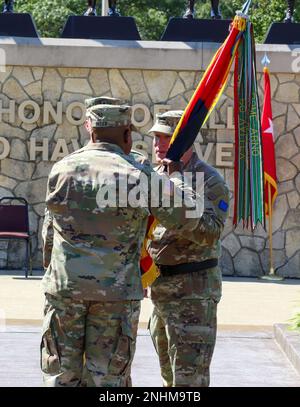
[
  {"x1": 166, "y1": 16, "x2": 245, "y2": 162},
  {"x1": 261, "y1": 66, "x2": 277, "y2": 216},
  {"x1": 140, "y1": 4, "x2": 264, "y2": 286},
  {"x1": 140, "y1": 13, "x2": 248, "y2": 288},
  {"x1": 140, "y1": 215, "x2": 159, "y2": 288}
]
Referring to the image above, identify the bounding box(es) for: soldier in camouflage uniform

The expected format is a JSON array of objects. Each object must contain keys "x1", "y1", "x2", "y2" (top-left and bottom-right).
[
  {"x1": 84, "y1": 0, "x2": 120, "y2": 16},
  {"x1": 41, "y1": 98, "x2": 204, "y2": 387},
  {"x1": 41, "y1": 97, "x2": 122, "y2": 274},
  {"x1": 147, "y1": 110, "x2": 230, "y2": 387},
  {"x1": 2, "y1": 0, "x2": 14, "y2": 13},
  {"x1": 183, "y1": 1, "x2": 221, "y2": 19}
]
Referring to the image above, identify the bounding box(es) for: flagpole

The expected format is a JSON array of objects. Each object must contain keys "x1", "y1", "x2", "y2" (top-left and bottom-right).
[
  {"x1": 260, "y1": 52, "x2": 283, "y2": 282},
  {"x1": 102, "y1": 0, "x2": 108, "y2": 16},
  {"x1": 260, "y1": 182, "x2": 283, "y2": 281},
  {"x1": 268, "y1": 182, "x2": 274, "y2": 275}
]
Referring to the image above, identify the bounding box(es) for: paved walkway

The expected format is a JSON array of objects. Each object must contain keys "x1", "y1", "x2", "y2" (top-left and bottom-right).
[
  {"x1": 134, "y1": 329, "x2": 300, "y2": 387},
  {"x1": 1, "y1": 272, "x2": 300, "y2": 327},
  {"x1": 0, "y1": 326, "x2": 299, "y2": 387},
  {"x1": 0, "y1": 272, "x2": 300, "y2": 387}
]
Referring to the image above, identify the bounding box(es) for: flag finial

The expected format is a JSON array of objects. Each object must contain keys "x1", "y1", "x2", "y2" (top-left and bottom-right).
[{"x1": 261, "y1": 53, "x2": 270, "y2": 67}]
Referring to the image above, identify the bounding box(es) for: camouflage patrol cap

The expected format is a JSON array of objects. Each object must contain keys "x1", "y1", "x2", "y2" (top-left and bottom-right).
[
  {"x1": 86, "y1": 99, "x2": 135, "y2": 129},
  {"x1": 148, "y1": 110, "x2": 184, "y2": 136},
  {"x1": 85, "y1": 96, "x2": 122, "y2": 109}
]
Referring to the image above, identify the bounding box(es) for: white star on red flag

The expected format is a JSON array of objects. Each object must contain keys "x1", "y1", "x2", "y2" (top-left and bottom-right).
[{"x1": 263, "y1": 118, "x2": 274, "y2": 141}]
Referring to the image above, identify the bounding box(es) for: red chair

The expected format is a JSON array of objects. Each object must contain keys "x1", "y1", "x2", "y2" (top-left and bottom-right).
[{"x1": 0, "y1": 197, "x2": 32, "y2": 278}]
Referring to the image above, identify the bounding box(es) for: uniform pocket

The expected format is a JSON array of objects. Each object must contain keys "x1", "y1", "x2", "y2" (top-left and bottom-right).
[
  {"x1": 40, "y1": 309, "x2": 61, "y2": 375},
  {"x1": 107, "y1": 320, "x2": 134, "y2": 377},
  {"x1": 168, "y1": 299, "x2": 217, "y2": 346}
]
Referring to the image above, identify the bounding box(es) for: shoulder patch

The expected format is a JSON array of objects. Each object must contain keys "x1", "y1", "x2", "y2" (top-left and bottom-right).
[{"x1": 218, "y1": 200, "x2": 228, "y2": 212}]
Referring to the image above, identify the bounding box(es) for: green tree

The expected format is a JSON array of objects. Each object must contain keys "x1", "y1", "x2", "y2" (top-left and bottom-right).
[
  {"x1": 16, "y1": 0, "x2": 86, "y2": 37},
  {"x1": 14, "y1": 1, "x2": 300, "y2": 42}
]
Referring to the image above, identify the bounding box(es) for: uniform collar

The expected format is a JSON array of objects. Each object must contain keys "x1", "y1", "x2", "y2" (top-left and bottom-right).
[
  {"x1": 83, "y1": 141, "x2": 125, "y2": 155},
  {"x1": 183, "y1": 152, "x2": 200, "y2": 170},
  {"x1": 155, "y1": 152, "x2": 201, "y2": 173}
]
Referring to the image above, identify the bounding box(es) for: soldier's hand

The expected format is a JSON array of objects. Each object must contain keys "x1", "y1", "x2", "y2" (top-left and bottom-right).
[{"x1": 162, "y1": 159, "x2": 183, "y2": 175}]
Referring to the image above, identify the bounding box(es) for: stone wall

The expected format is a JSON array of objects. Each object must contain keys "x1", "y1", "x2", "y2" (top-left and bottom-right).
[{"x1": 0, "y1": 39, "x2": 299, "y2": 277}]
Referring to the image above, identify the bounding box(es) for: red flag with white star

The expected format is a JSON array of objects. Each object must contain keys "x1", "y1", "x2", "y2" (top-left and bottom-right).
[{"x1": 262, "y1": 66, "x2": 277, "y2": 216}]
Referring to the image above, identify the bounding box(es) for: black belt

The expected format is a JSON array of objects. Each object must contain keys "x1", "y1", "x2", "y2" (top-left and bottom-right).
[{"x1": 156, "y1": 259, "x2": 218, "y2": 277}]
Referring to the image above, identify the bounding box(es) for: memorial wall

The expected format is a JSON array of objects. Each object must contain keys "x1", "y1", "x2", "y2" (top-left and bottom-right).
[{"x1": 0, "y1": 38, "x2": 299, "y2": 277}]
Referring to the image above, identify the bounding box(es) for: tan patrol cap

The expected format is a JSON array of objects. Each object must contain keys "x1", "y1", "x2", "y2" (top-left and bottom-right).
[
  {"x1": 85, "y1": 96, "x2": 123, "y2": 109},
  {"x1": 85, "y1": 96, "x2": 136, "y2": 129},
  {"x1": 148, "y1": 110, "x2": 184, "y2": 136},
  {"x1": 86, "y1": 104, "x2": 135, "y2": 129}
]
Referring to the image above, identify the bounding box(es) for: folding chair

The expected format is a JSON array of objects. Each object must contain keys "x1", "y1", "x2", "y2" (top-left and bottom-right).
[{"x1": 0, "y1": 197, "x2": 32, "y2": 278}]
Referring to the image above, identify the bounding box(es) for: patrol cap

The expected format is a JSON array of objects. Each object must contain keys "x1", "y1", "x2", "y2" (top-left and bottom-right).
[
  {"x1": 85, "y1": 96, "x2": 122, "y2": 109},
  {"x1": 86, "y1": 103, "x2": 136, "y2": 129},
  {"x1": 148, "y1": 110, "x2": 184, "y2": 136}
]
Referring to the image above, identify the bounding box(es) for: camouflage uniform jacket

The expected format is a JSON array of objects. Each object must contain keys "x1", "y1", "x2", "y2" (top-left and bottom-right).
[
  {"x1": 42, "y1": 142, "x2": 203, "y2": 301},
  {"x1": 148, "y1": 152, "x2": 230, "y2": 266}
]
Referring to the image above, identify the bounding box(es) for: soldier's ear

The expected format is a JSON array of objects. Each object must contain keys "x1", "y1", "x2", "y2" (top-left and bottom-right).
[
  {"x1": 123, "y1": 127, "x2": 133, "y2": 155},
  {"x1": 84, "y1": 118, "x2": 92, "y2": 135},
  {"x1": 123, "y1": 127, "x2": 131, "y2": 143}
]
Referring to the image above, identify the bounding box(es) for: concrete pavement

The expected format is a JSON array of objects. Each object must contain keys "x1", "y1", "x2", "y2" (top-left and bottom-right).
[
  {"x1": 0, "y1": 325, "x2": 299, "y2": 387},
  {"x1": 1, "y1": 272, "x2": 299, "y2": 327},
  {"x1": 133, "y1": 329, "x2": 300, "y2": 387},
  {"x1": 0, "y1": 272, "x2": 300, "y2": 387}
]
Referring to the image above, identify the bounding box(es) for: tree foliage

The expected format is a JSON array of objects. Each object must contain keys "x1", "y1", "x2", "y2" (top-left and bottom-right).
[
  {"x1": 290, "y1": 311, "x2": 300, "y2": 331},
  {"x1": 14, "y1": 0, "x2": 300, "y2": 42},
  {"x1": 16, "y1": 0, "x2": 86, "y2": 37}
]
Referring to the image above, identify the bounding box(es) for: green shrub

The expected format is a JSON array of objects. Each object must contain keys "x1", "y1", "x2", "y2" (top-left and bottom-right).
[
  {"x1": 13, "y1": 1, "x2": 300, "y2": 41},
  {"x1": 290, "y1": 311, "x2": 300, "y2": 331}
]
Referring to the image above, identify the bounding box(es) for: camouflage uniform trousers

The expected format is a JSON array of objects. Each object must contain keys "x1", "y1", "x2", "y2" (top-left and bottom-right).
[
  {"x1": 149, "y1": 267, "x2": 221, "y2": 387},
  {"x1": 41, "y1": 293, "x2": 140, "y2": 387}
]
